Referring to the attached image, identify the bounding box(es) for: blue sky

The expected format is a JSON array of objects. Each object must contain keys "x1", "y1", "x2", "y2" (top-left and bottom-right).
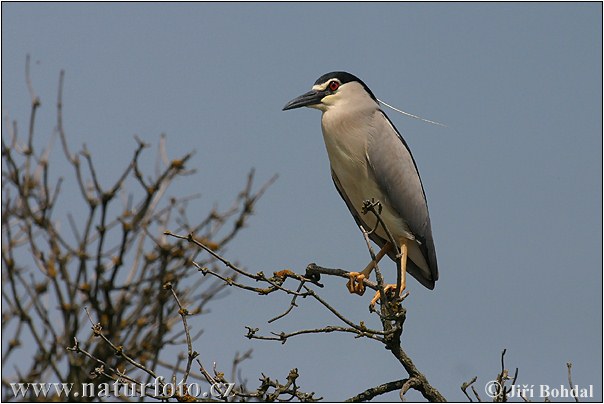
[{"x1": 2, "y1": 2, "x2": 602, "y2": 401}]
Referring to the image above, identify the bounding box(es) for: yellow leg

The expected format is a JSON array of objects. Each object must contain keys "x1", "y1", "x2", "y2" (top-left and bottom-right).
[
  {"x1": 369, "y1": 239, "x2": 409, "y2": 308},
  {"x1": 347, "y1": 243, "x2": 392, "y2": 295},
  {"x1": 398, "y1": 239, "x2": 408, "y2": 295}
]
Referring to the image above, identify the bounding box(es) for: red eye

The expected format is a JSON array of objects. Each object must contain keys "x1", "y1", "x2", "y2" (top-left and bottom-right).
[{"x1": 329, "y1": 81, "x2": 340, "y2": 91}]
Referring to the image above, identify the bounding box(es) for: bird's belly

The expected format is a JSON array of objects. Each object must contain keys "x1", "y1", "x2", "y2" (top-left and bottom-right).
[{"x1": 328, "y1": 149, "x2": 413, "y2": 242}]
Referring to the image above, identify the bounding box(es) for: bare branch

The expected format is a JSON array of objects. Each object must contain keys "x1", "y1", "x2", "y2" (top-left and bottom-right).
[
  {"x1": 567, "y1": 362, "x2": 579, "y2": 403},
  {"x1": 164, "y1": 282, "x2": 198, "y2": 385},
  {"x1": 346, "y1": 379, "x2": 408, "y2": 402},
  {"x1": 461, "y1": 376, "x2": 480, "y2": 402}
]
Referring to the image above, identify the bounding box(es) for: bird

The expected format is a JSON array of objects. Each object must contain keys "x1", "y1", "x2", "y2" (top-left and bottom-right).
[{"x1": 282, "y1": 71, "x2": 438, "y2": 306}]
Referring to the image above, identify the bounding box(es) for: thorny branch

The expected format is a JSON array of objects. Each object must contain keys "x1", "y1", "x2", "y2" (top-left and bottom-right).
[
  {"x1": 1, "y1": 59, "x2": 276, "y2": 401},
  {"x1": 165, "y1": 197, "x2": 446, "y2": 402},
  {"x1": 345, "y1": 379, "x2": 408, "y2": 402},
  {"x1": 462, "y1": 350, "x2": 515, "y2": 403},
  {"x1": 236, "y1": 368, "x2": 322, "y2": 402},
  {"x1": 460, "y1": 350, "x2": 579, "y2": 403}
]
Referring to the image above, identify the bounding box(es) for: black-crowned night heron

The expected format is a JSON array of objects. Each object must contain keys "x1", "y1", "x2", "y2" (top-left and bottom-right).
[{"x1": 283, "y1": 71, "x2": 438, "y2": 306}]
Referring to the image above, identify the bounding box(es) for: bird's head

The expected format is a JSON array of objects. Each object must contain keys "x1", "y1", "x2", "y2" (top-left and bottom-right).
[{"x1": 283, "y1": 71, "x2": 378, "y2": 113}]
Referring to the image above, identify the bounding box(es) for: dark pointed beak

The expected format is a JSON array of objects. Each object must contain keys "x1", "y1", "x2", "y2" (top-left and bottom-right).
[{"x1": 282, "y1": 89, "x2": 324, "y2": 111}]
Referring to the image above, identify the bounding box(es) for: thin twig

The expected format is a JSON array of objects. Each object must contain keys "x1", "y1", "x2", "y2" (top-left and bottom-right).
[
  {"x1": 165, "y1": 283, "x2": 198, "y2": 385},
  {"x1": 567, "y1": 362, "x2": 579, "y2": 403},
  {"x1": 82, "y1": 307, "x2": 163, "y2": 382},
  {"x1": 461, "y1": 376, "x2": 479, "y2": 402},
  {"x1": 268, "y1": 281, "x2": 305, "y2": 323},
  {"x1": 246, "y1": 325, "x2": 384, "y2": 344}
]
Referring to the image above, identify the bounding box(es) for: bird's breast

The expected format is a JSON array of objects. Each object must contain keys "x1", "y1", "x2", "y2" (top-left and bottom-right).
[{"x1": 320, "y1": 112, "x2": 413, "y2": 241}]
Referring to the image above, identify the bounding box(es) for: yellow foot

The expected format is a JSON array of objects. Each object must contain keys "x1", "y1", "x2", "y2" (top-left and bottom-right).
[
  {"x1": 369, "y1": 284, "x2": 407, "y2": 310},
  {"x1": 346, "y1": 272, "x2": 367, "y2": 295}
]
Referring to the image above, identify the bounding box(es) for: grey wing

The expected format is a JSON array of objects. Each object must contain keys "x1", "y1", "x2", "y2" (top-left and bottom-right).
[{"x1": 366, "y1": 110, "x2": 438, "y2": 287}]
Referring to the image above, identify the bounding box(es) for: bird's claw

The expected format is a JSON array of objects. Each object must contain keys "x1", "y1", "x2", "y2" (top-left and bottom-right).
[
  {"x1": 369, "y1": 284, "x2": 406, "y2": 310},
  {"x1": 346, "y1": 272, "x2": 366, "y2": 295}
]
